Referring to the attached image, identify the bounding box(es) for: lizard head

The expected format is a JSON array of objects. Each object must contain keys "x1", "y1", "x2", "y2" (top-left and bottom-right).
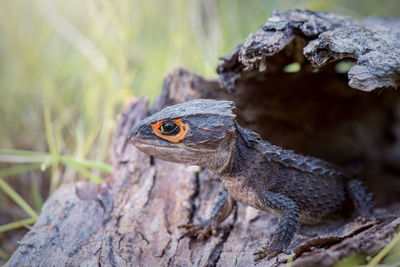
[{"x1": 129, "y1": 99, "x2": 236, "y2": 172}]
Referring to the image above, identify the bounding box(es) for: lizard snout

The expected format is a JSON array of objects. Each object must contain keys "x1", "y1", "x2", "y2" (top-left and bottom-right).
[
  {"x1": 128, "y1": 125, "x2": 140, "y2": 142},
  {"x1": 129, "y1": 122, "x2": 154, "y2": 144}
]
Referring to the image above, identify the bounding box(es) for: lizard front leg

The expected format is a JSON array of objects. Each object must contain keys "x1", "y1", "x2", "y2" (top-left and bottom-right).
[
  {"x1": 254, "y1": 190, "x2": 299, "y2": 262},
  {"x1": 180, "y1": 190, "x2": 236, "y2": 239}
]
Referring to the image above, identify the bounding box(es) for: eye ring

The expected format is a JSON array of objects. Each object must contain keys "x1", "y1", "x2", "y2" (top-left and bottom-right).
[
  {"x1": 151, "y1": 118, "x2": 189, "y2": 143},
  {"x1": 159, "y1": 121, "x2": 180, "y2": 135}
]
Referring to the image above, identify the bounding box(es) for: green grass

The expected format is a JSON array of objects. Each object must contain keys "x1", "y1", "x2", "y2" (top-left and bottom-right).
[
  {"x1": 334, "y1": 229, "x2": 400, "y2": 267},
  {"x1": 0, "y1": 178, "x2": 37, "y2": 220},
  {"x1": 368, "y1": 229, "x2": 400, "y2": 266},
  {"x1": 0, "y1": 149, "x2": 111, "y2": 184},
  {"x1": 0, "y1": 149, "x2": 112, "y2": 234},
  {"x1": 0, "y1": 0, "x2": 399, "y2": 264}
]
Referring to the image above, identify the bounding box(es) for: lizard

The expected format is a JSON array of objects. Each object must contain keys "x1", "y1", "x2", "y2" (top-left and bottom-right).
[{"x1": 128, "y1": 98, "x2": 374, "y2": 262}]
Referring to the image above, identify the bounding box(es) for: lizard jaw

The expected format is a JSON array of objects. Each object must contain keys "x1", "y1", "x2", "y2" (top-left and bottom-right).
[{"x1": 130, "y1": 134, "x2": 222, "y2": 168}]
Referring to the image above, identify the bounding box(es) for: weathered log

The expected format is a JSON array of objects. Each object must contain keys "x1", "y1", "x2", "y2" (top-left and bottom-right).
[{"x1": 7, "y1": 9, "x2": 400, "y2": 267}]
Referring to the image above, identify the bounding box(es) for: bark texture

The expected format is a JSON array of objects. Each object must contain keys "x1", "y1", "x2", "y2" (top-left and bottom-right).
[{"x1": 7, "y1": 9, "x2": 400, "y2": 267}]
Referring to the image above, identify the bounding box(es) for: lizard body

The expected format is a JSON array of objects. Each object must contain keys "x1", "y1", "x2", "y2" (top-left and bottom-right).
[{"x1": 129, "y1": 99, "x2": 373, "y2": 261}]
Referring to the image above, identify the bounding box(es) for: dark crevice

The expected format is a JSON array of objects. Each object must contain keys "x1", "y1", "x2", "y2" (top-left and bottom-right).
[
  {"x1": 159, "y1": 239, "x2": 172, "y2": 258},
  {"x1": 107, "y1": 236, "x2": 117, "y2": 267},
  {"x1": 68, "y1": 243, "x2": 85, "y2": 257},
  {"x1": 144, "y1": 174, "x2": 157, "y2": 207},
  {"x1": 96, "y1": 194, "x2": 113, "y2": 226},
  {"x1": 188, "y1": 171, "x2": 201, "y2": 223},
  {"x1": 94, "y1": 246, "x2": 102, "y2": 257},
  {"x1": 169, "y1": 235, "x2": 188, "y2": 267},
  {"x1": 160, "y1": 214, "x2": 173, "y2": 258},
  {"x1": 95, "y1": 245, "x2": 102, "y2": 267},
  {"x1": 97, "y1": 198, "x2": 106, "y2": 212},
  {"x1": 206, "y1": 207, "x2": 239, "y2": 267},
  {"x1": 136, "y1": 231, "x2": 150, "y2": 245},
  {"x1": 234, "y1": 245, "x2": 246, "y2": 267},
  {"x1": 120, "y1": 137, "x2": 130, "y2": 156},
  {"x1": 166, "y1": 253, "x2": 173, "y2": 267},
  {"x1": 115, "y1": 215, "x2": 122, "y2": 229},
  {"x1": 116, "y1": 231, "x2": 123, "y2": 250}
]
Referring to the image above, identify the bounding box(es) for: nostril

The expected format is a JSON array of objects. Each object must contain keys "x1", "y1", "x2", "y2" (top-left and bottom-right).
[{"x1": 129, "y1": 129, "x2": 139, "y2": 138}]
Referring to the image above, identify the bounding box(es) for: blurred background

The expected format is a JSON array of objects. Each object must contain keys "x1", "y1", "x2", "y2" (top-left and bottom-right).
[{"x1": 0, "y1": 0, "x2": 399, "y2": 264}]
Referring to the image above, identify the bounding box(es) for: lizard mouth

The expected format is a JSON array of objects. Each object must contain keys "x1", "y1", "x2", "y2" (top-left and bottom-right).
[
  {"x1": 130, "y1": 133, "x2": 216, "y2": 154},
  {"x1": 129, "y1": 133, "x2": 173, "y2": 148},
  {"x1": 132, "y1": 140, "x2": 174, "y2": 150},
  {"x1": 129, "y1": 137, "x2": 181, "y2": 160}
]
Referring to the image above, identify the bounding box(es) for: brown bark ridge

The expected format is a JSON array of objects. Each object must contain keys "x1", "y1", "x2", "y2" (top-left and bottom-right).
[{"x1": 7, "y1": 9, "x2": 400, "y2": 267}]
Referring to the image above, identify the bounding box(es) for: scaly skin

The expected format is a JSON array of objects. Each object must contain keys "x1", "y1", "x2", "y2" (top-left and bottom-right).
[{"x1": 129, "y1": 99, "x2": 374, "y2": 262}]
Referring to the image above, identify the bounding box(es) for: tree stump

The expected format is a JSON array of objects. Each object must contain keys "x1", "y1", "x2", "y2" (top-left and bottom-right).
[{"x1": 7, "y1": 9, "x2": 400, "y2": 267}]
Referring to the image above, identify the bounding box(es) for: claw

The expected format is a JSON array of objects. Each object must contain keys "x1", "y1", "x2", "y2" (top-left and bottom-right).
[
  {"x1": 253, "y1": 250, "x2": 264, "y2": 256},
  {"x1": 253, "y1": 245, "x2": 280, "y2": 262},
  {"x1": 253, "y1": 246, "x2": 268, "y2": 256},
  {"x1": 254, "y1": 252, "x2": 268, "y2": 262},
  {"x1": 178, "y1": 220, "x2": 213, "y2": 239},
  {"x1": 211, "y1": 228, "x2": 218, "y2": 236},
  {"x1": 198, "y1": 229, "x2": 210, "y2": 240},
  {"x1": 178, "y1": 224, "x2": 194, "y2": 229}
]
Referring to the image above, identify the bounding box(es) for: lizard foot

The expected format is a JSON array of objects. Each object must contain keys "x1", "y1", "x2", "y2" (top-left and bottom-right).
[
  {"x1": 178, "y1": 219, "x2": 215, "y2": 240},
  {"x1": 253, "y1": 245, "x2": 285, "y2": 262}
]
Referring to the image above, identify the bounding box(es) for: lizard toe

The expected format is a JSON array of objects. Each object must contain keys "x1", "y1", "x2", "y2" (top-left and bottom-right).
[
  {"x1": 178, "y1": 221, "x2": 212, "y2": 239},
  {"x1": 253, "y1": 245, "x2": 281, "y2": 262}
]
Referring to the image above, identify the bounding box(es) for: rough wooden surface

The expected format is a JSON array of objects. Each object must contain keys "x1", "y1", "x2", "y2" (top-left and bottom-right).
[
  {"x1": 217, "y1": 9, "x2": 400, "y2": 91},
  {"x1": 7, "y1": 9, "x2": 400, "y2": 267}
]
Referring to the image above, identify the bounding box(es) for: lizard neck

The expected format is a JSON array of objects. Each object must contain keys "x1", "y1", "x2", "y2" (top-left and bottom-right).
[{"x1": 217, "y1": 124, "x2": 262, "y2": 177}]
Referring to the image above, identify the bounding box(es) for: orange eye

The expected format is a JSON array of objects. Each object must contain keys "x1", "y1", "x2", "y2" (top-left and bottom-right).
[
  {"x1": 159, "y1": 121, "x2": 179, "y2": 135},
  {"x1": 151, "y1": 118, "x2": 189, "y2": 143}
]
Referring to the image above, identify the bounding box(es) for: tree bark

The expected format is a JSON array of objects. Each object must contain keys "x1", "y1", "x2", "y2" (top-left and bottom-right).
[{"x1": 7, "y1": 9, "x2": 400, "y2": 267}]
